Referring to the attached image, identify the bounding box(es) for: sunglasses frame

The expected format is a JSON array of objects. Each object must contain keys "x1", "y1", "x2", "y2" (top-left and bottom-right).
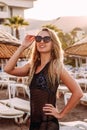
[{"x1": 35, "y1": 36, "x2": 52, "y2": 43}]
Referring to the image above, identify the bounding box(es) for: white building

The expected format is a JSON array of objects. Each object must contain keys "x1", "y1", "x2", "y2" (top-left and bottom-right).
[
  {"x1": 0, "y1": 0, "x2": 37, "y2": 38},
  {"x1": 0, "y1": 0, "x2": 36, "y2": 19}
]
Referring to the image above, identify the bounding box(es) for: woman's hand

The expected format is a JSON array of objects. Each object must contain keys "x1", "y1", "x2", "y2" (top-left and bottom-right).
[
  {"x1": 43, "y1": 104, "x2": 63, "y2": 119},
  {"x1": 21, "y1": 35, "x2": 35, "y2": 49}
]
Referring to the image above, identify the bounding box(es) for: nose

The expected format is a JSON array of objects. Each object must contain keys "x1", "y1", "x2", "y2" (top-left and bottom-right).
[
  {"x1": 40, "y1": 39, "x2": 44, "y2": 43},
  {"x1": 39, "y1": 39, "x2": 44, "y2": 43}
]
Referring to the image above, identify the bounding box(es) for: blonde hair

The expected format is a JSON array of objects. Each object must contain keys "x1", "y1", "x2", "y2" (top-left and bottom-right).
[{"x1": 27, "y1": 27, "x2": 64, "y2": 87}]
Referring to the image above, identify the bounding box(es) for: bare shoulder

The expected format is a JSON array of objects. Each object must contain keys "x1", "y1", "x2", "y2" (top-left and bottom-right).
[
  {"x1": 60, "y1": 66, "x2": 74, "y2": 82},
  {"x1": 60, "y1": 66, "x2": 81, "y2": 91}
]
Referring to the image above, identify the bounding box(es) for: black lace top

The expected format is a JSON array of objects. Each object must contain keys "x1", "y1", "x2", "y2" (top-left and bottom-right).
[{"x1": 29, "y1": 62, "x2": 59, "y2": 123}]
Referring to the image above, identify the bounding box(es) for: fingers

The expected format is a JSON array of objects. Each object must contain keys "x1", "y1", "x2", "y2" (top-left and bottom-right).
[
  {"x1": 44, "y1": 104, "x2": 54, "y2": 107},
  {"x1": 43, "y1": 104, "x2": 55, "y2": 115},
  {"x1": 25, "y1": 35, "x2": 35, "y2": 41},
  {"x1": 43, "y1": 104, "x2": 54, "y2": 111},
  {"x1": 22, "y1": 35, "x2": 35, "y2": 48},
  {"x1": 42, "y1": 104, "x2": 60, "y2": 119}
]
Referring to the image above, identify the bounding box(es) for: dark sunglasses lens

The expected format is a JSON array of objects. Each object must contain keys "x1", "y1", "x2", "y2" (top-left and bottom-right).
[
  {"x1": 35, "y1": 36, "x2": 42, "y2": 42},
  {"x1": 43, "y1": 36, "x2": 51, "y2": 43},
  {"x1": 35, "y1": 36, "x2": 51, "y2": 43}
]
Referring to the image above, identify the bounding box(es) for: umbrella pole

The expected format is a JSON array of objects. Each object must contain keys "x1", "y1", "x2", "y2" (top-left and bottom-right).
[
  {"x1": 86, "y1": 58, "x2": 87, "y2": 70},
  {"x1": 75, "y1": 58, "x2": 79, "y2": 68},
  {"x1": 78, "y1": 57, "x2": 82, "y2": 67},
  {"x1": 1, "y1": 59, "x2": 4, "y2": 72}
]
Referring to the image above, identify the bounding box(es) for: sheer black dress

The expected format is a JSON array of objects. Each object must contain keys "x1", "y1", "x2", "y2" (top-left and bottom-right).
[{"x1": 29, "y1": 63, "x2": 59, "y2": 130}]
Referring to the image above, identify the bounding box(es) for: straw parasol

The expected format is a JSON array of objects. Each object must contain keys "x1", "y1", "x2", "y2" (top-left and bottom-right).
[
  {"x1": 65, "y1": 36, "x2": 87, "y2": 57},
  {"x1": 64, "y1": 36, "x2": 87, "y2": 68},
  {"x1": 0, "y1": 30, "x2": 25, "y2": 59}
]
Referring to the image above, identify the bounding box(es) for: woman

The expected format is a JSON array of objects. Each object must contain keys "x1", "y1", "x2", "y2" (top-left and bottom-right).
[{"x1": 4, "y1": 28, "x2": 83, "y2": 130}]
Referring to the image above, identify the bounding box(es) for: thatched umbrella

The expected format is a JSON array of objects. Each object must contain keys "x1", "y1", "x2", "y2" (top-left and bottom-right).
[
  {"x1": 0, "y1": 30, "x2": 25, "y2": 59},
  {"x1": 65, "y1": 36, "x2": 87, "y2": 57},
  {"x1": 65, "y1": 36, "x2": 87, "y2": 68},
  {"x1": 0, "y1": 30, "x2": 27, "y2": 71}
]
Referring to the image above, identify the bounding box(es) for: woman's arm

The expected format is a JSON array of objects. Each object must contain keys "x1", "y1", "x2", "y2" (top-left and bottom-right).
[
  {"x1": 57, "y1": 67, "x2": 83, "y2": 118},
  {"x1": 43, "y1": 67, "x2": 83, "y2": 119},
  {"x1": 4, "y1": 35, "x2": 34, "y2": 76}
]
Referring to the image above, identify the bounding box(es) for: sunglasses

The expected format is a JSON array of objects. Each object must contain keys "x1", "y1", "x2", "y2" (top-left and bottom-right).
[{"x1": 35, "y1": 36, "x2": 51, "y2": 43}]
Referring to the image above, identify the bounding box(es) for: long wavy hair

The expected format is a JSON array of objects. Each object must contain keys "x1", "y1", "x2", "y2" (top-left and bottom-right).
[{"x1": 27, "y1": 27, "x2": 64, "y2": 87}]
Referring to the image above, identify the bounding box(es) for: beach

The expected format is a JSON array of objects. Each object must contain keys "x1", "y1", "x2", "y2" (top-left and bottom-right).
[{"x1": 0, "y1": 88, "x2": 87, "y2": 130}]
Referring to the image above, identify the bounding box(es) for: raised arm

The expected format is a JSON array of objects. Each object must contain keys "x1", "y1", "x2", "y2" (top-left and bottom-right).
[{"x1": 4, "y1": 35, "x2": 35, "y2": 76}]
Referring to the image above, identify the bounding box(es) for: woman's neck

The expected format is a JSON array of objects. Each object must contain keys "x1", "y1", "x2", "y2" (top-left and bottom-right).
[{"x1": 40, "y1": 53, "x2": 51, "y2": 67}]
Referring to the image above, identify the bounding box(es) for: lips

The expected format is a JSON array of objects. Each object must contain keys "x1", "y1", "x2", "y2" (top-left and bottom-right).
[
  {"x1": 40, "y1": 45, "x2": 45, "y2": 48},
  {"x1": 38, "y1": 44, "x2": 46, "y2": 48}
]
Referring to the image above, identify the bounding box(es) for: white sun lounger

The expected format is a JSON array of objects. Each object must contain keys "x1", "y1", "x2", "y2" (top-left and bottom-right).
[
  {"x1": 0, "y1": 97, "x2": 30, "y2": 123},
  {"x1": 0, "y1": 103, "x2": 24, "y2": 118},
  {"x1": 0, "y1": 81, "x2": 30, "y2": 124},
  {"x1": 0, "y1": 97, "x2": 30, "y2": 112},
  {"x1": 60, "y1": 121, "x2": 87, "y2": 130},
  {"x1": 60, "y1": 126, "x2": 82, "y2": 130}
]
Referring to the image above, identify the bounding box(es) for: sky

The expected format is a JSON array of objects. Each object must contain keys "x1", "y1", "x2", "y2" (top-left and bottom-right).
[{"x1": 24, "y1": 0, "x2": 87, "y2": 20}]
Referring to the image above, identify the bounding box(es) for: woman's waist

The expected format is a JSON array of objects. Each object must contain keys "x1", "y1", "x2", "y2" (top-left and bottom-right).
[
  {"x1": 31, "y1": 114, "x2": 57, "y2": 123},
  {"x1": 30, "y1": 118, "x2": 58, "y2": 124}
]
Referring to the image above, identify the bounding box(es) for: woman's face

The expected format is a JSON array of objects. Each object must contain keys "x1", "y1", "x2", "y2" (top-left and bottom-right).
[{"x1": 35, "y1": 31, "x2": 53, "y2": 54}]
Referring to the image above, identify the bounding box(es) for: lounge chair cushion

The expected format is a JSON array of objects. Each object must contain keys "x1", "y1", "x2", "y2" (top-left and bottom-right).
[
  {"x1": 0, "y1": 103, "x2": 24, "y2": 118},
  {"x1": 0, "y1": 97, "x2": 30, "y2": 112}
]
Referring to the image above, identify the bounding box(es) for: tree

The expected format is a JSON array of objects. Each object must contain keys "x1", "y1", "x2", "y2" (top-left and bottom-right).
[
  {"x1": 42, "y1": 24, "x2": 62, "y2": 33},
  {"x1": 70, "y1": 27, "x2": 86, "y2": 43},
  {"x1": 4, "y1": 15, "x2": 29, "y2": 39}
]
